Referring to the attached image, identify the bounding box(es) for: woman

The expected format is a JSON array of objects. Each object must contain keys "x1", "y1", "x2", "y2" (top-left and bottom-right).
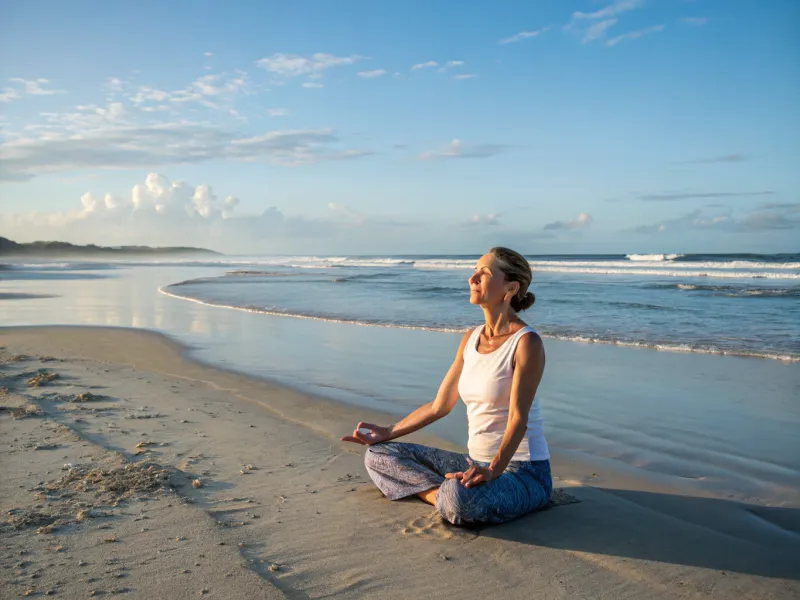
[{"x1": 341, "y1": 247, "x2": 551, "y2": 526}]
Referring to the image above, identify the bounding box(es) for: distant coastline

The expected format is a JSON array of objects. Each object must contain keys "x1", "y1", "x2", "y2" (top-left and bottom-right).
[{"x1": 0, "y1": 236, "x2": 220, "y2": 257}]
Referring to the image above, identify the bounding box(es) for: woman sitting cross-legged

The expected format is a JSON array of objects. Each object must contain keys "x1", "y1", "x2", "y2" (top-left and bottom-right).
[{"x1": 341, "y1": 247, "x2": 552, "y2": 527}]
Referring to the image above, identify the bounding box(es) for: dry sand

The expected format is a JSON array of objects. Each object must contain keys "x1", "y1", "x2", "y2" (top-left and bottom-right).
[{"x1": 1, "y1": 326, "x2": 798, "y2": 599}]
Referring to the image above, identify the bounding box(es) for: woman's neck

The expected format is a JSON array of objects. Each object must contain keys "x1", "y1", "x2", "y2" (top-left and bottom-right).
[{"x1": 481, "y1": 306, "x2": 519, "y2": 337}]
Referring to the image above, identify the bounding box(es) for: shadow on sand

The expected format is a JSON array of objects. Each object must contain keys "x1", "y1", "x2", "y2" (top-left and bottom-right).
[{"x1": 482, "y1": 486, "x2": 800, "y2": 580}]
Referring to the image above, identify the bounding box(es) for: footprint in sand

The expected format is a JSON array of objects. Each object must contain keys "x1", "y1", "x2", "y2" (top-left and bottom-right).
[{"x1": 400, "y1": 512, "x2": 476, "y2": 540}]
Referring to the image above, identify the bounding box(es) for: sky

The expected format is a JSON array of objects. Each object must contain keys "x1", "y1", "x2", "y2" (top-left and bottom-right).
[{"x1": 0, "y1": 0, "x2": 798, "y2": 255}]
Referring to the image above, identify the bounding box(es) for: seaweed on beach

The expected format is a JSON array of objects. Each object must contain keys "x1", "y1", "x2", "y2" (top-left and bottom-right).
[
  {"x1": 49, "y1": 462, "x2": 175, "y2": 503},
  {"x1": 26, "y1": 370, "x2": 60, "y2": 387},
  {"x1": 3, "y1": 462, "x2": 179, "y2": 535},
  {"x1": 0, "y1": 403, "x2": 42, "y2": 419}
]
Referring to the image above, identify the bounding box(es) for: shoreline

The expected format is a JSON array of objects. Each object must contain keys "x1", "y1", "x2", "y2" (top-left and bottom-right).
[
  {"x1": 158, "y1": 285, "x2": 799, "y2": 364},
  {"x1": 1, "y1": 325, "x2": 799, "y2": 599}
]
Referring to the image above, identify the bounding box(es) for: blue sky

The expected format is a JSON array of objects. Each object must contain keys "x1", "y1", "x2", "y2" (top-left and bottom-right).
[{"x1": 0, "y1": 0, "x2": 797, "y2": 255}]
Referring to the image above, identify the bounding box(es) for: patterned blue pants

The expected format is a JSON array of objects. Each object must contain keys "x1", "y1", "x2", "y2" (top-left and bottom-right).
[{"x1": 364, "y1": 442, "x2": 552, "y2": 526}]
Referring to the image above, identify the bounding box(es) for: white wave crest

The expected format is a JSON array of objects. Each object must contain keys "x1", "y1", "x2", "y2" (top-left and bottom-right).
[{"x1": 626, "y1": 254, "x2": 684, "y2": 262}]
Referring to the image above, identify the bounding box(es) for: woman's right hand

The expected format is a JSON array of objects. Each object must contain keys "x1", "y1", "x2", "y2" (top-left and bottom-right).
[{"x1": 340, "y1": 422, "x2": 392, "y2": 446}]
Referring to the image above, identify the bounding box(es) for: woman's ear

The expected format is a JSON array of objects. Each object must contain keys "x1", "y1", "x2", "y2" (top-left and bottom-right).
[{"x1": 506, "y1": 281, "x2": 520, "y2": 299}]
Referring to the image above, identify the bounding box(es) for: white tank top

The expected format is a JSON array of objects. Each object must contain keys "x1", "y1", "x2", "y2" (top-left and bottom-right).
[{"x1": 457, "y1": 325, "x2": 550, "y2": 463}]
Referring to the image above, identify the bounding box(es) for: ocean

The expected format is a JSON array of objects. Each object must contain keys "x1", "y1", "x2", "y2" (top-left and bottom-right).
[
  {"x1": 1, "y1": 253, "x2": 798, "y2": 506},
  {"x1": 155, "y1": 252, "x2": 800, "y2": 362}
]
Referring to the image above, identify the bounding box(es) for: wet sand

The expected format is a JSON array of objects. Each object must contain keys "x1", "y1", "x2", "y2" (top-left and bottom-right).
[{"x1": 1, "y1": 326, "x2": 798, "y2": 599}]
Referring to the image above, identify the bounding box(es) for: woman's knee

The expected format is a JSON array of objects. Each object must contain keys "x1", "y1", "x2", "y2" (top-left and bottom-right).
[
  {"x1": 436, "y1": 479, "x2": 478, "y2": 525},
  {"x1": 364, "y1": 442, "x2": 403, "y2": 471}
]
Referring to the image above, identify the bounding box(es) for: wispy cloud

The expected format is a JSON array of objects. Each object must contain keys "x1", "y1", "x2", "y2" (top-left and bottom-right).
[
  {"x1": 684, "y1": 153, "x2": 749, "y2": 164},
  {"x1": 565, "y1": 1, "x2": 645, "y2": 45},
  {"x1": 255, "y1": 53, "x2": 361, "y2": 77},
  {"x1": 498, "y1": 26, "x2": 550, "y2": 45},
  {"x1": 357, "y1": 69, "x2": 387, "y2": 78},
  {"x1": 0, "y1": 78, "x2": 65, "y2": 102},
  {"x1": 571, "y1": 0, "x2": 643, "y2": 21},
  {"x1": 0, "y1": 122, "x2": 373, "y2": 181},
  {"x1": 624, "y1": 206, "x2": 800, "y2": 234},
  {"x1": 582, "y1": 18, "x2": 619, "y2": 43},
  {"x1": 543, "y1": 212, "x2": 593, "y2": 231},
  {"x1": 267, "y1": 108, "x2": 289, "y2": 117},
  {"x1": 636, "y1": 190, "x2": 775, "y2": 201},
  {"x1": 411, "y1": 61, "x2": 438, "y2": 71},
  {"x1": 606, "y1": 24, "x2": 665, "y2": 47},
  {"x1": 419, "y1": 138, "x2": 511, "y2": 160},
  {"x1": 203, "y1": 52, "x2": 213, "y2": 57},
  {"x1": 454, "y1": 74, "x2": 477, "y2": 80},
  {"x1": 301, "y1": 82, "x2": 324, "y2": 89},
  {"x1": 681, "y1": 17, "x2": 709, "y2": 27}
]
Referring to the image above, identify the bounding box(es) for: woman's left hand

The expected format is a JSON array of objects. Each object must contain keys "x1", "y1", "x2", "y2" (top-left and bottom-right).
[{"x1": 445, "y1": 462, "x2": 497, "y2": 488}]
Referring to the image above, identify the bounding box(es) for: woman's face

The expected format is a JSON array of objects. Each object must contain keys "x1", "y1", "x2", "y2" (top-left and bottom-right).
[{"x1": 468, "y1": 253, "x2": 517, "y2": 307}]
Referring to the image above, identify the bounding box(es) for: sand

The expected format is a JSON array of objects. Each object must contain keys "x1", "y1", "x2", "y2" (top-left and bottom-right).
[{"x1": 1, "y1": 326, "x2": 798, "y2": 599}]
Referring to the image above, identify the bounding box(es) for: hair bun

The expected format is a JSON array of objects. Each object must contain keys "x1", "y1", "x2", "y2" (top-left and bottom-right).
[{"x1": 512, "y1": 291, "x2": 536, "y2": 312}]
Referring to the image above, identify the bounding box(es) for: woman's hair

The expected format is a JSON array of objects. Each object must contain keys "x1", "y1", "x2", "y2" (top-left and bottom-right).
[{"x1": 489, "y1": 246, "x2": 535, "y2": 312}]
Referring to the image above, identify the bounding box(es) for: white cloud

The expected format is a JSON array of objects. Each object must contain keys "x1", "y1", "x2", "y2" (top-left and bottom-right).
[
  {"x1": 255, "y1": 53, "x2": 361, "y2": 77},
  {"x1": 582, "y1": 18, "x2": 618, "y2": 43},
  {"x1": 3, "y1": 173, "x2": 240, "y2": 232},
  {"x1": 419, "y1": 138, "x2": 511, "y2": 160},
  {"x1": 0, "y1": 78, "x2": 65, "y2": 102},
  {"x1": 606, "y1": 24, "x2": 665, "y2": 47},
  {"x1": 571, "y1": 0, "x2": 642, "y2": 21},
  {"x1": 454, "y1": 74, "x2": 477, "y2": 80},
  {"x1": 267, "y1": 108, "x2": 289, "y2": 117},
  {"x1": 126, "y1": 71, "x2": 250, "y2": 113},
  {"x1": 498, "y1": 26, "x2": 550, "y2": 44},
  {"x1": 624, "y1": 206, "x2": 800, "y2": 234},
  {"x1": 543, "y1": 212, "x2": 593, "y2": 231},
  {"x1": 467, "y1": 213, "x2": 501, "y2": 226},
  {"x1": 302, "y1": 82, "x2": 324, "y2": 89},
  {"x1": 357, "y1": 69, "x2": 387, "y2": 78},
  {"x1": 0, "y1": 121, "x2": 373, "y2": 181},
  {"x1": 446, "y1": 60, "x2": 465, "y2": 68},
  {"x1": 204, "y1": 52, "x2": 213, "y2": 57},
  {"x1": 411, "y1": 61, "x2": 438, "y2": 71}
]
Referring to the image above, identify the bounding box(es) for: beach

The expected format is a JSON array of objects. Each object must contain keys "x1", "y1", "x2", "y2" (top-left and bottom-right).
[
  {"x1": 1, "y1": 257, "x2": 799, "y2": 598},
  {"x1": 1, "y1": 326, "x2": 798, "y2": 600}
]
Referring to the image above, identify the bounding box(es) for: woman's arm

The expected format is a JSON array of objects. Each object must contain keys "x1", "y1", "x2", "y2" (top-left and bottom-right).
[
  {"x1": 340, "y1": 330, "x2": 472, "y2": 445},
  {"x1": 453, "y1": 332, "x2": 545, "y2": 487}
]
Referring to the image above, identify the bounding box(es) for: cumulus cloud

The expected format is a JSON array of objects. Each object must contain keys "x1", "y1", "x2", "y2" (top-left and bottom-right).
[
  {"x1": 419, "y1": 138, "x2": 512, "y2": 160},
  {"x1": 498, "y1": 26, "x2": 550, "y2": 44},
  {"x1": 0, "y1": 122, "x2": 372, "y2": 181},
  {"x1": 357, "y1": 69, "x2": 387, "y2": 78},
  {"x1": 466, "y1": 213, "x2": 501, "y2": 226},
  {"x1": 543, "y1": 212, "x2": 593, "y2": 231},
  {"x1": 411, "y1": 61, "x2": 438, "y2": 71},
  {"x1": 2, "y1": 173, "x2": 240, "y2": 232},
  {"x1": 0, "y1": 78, "x2": 65, "y2": 102},
  {"x1": 624, "y1": 206, "x2": 800, "y2": 234},
  {"x1": 606, "y1": 24, "x2": 665, "y2": 47},
  {"x1": 255, "y1": 53, "x2": 361, "y2": 77}
]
